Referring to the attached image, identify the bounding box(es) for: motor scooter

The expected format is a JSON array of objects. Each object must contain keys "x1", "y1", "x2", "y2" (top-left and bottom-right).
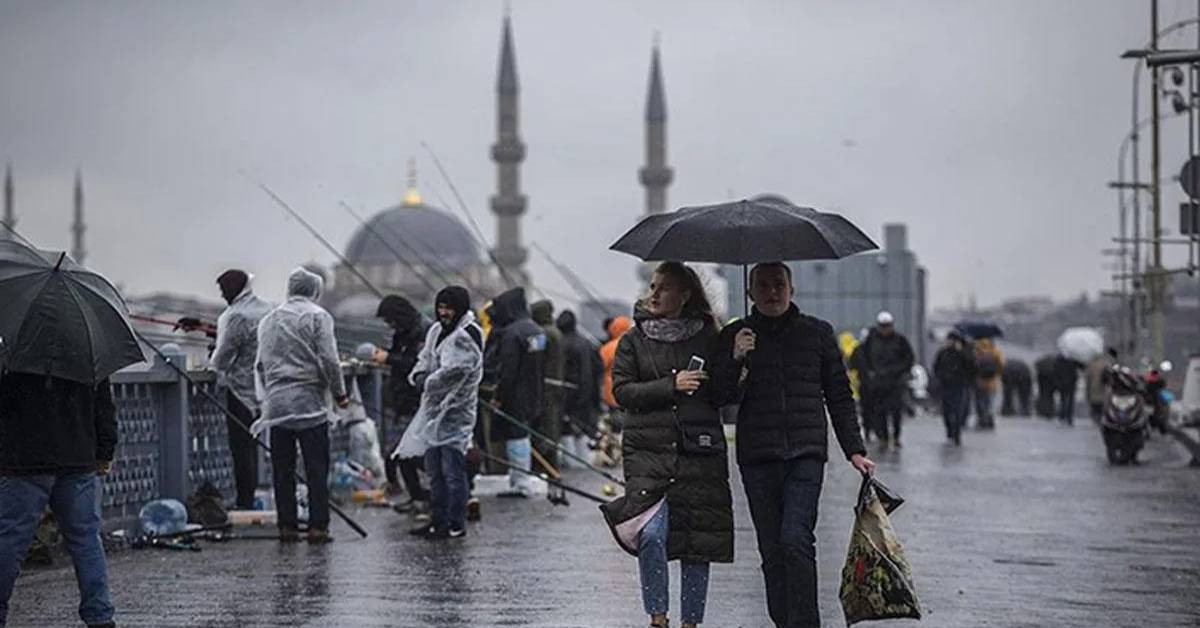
[{"x1": 1100, "y1": 367, "x2": 1150, "y2": 465}]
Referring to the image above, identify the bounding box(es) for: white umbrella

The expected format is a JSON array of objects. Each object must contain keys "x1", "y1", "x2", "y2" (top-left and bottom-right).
[{"x1": 1057, "y1": 327, "x2": 1104, "y2": 363}]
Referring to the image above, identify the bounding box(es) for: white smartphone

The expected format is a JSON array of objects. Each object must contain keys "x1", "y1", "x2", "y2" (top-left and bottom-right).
[{"x1": 687, "y1": 355, "x2": 706, "y2": 372}]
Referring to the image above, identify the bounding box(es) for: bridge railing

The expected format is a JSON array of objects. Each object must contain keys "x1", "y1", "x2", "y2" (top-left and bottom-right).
[{"x1": 103, "y1": 348, "x2": 386, "y2": 531}]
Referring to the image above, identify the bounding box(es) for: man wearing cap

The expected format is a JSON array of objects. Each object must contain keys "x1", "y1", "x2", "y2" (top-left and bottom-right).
[
  {"x1": 210, "y1": 269, "x2": 273, "y2": 510},
  {"x1": 856, "y1": 311, "x2": 915, "y2": 450},
  {"x1": 717, "y1": 262, "x2": 875, "y2": 628}
]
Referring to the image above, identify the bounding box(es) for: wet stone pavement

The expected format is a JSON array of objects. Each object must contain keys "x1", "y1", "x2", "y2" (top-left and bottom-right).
[{"x1": 9, "y1": 414, "x2": 1200, "y2": 628}]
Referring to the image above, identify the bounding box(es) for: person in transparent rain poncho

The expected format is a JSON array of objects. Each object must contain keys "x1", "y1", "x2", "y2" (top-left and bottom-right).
[
  {"x1": 403, "y1": 286, "x2": 483, "y2": 540},
  {"x1": 252, "y1": 267, "x2": 348, "y2": 544}
]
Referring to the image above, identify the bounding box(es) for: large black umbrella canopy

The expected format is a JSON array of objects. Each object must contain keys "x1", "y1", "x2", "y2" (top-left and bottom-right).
[
  {"x1": 0, "y1": 240, "x2": 144, "y2": 384},
  {"x1": 954, "y1": 321, "x2": 1004, "y2": 340},
  {"x1": 609, "y1": 197, "x2": 878, "y2": 264}
]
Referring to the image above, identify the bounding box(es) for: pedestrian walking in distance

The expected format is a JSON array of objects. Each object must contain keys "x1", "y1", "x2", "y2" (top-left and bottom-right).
[
  {"x1": 601, "y1": 262, "x2": 738, "y2": 628},
  {"x1": 716, "y1": 262, "x2": 875, "y2": 628},
  {"x1": 406, "y1": 287, "x2": 483, "y2": 540},
  {"x1": 972, "y1": 338, "x2": 1005, "y2": 429},
  {"x1": 253, "y1": 267, "x2": 348, "y2": 544},
  {"x1": 209, "y1": 269, "x2": 272, "y2": 510},
  {"x1": 856, "y1": 311, "x2": 914, "y2": 449},
  {"x1": 933, "y1": 331, "x2": 976, "y2": 445}
]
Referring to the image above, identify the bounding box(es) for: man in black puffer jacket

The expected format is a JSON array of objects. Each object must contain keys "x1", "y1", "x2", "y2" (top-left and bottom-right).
[
  {"x1": 717, "y1": 262, "x2": 875, "y2": 628},
  {"x1": 482, "y1": 287, "x2": 546, "y2": 498},
  {"x1": 373, "y1": 295, "x2": 429, "y2": 509}
]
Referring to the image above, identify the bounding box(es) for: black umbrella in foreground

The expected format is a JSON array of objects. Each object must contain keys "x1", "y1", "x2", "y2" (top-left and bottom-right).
[
  {"x1": 610, "y1": 196, "x2": 878, "y2": 313},
  {"x1": 0, "y1": 239, "x2": 144, "y2": 384},
  {"x1": 610, "y1": 196, "x2": 878, "y2": 265}
]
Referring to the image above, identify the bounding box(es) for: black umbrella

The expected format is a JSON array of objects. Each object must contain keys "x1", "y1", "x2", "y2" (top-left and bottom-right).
[
  {"x1": 954, "y1": 321, "x2": 1003, "y2": 340},
  {"x1": 0, "y1": 240, "x2": 144, "y2": 384},
  {"x1": 610, "y1": 196, "x2": 878, "y2": 314},
  {"x1": 610, "y1": 196, "x2": 878, "y2": 264}
]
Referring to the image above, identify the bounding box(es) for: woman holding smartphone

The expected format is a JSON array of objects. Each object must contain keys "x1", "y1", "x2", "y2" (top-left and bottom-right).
[{"x1": 600, "y1": 261, "x2": 748, "y2": 628}]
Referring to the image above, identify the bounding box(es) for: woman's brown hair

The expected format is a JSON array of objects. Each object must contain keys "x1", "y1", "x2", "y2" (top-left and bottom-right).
[{"x1": 652, "y1": 261, "x2": 717, "y2": 328}]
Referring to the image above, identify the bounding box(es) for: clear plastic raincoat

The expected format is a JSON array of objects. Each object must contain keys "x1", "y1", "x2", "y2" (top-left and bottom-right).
[
  {"x1": 392, "y1": 311, "x2": 483, "y2": 457},
  {"x1": 210, "y1": 279, "x2": 273, "y2": 414},
  {"x1": 251, "y1": 268, "x2": 346, "y2": 436}
]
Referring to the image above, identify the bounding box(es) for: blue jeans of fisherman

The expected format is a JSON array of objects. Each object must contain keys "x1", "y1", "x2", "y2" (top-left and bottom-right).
[
  {"x1": 424, "y1": 445, "x2": 468, "y2": 532},
  {"x1": 740, "y1": 457, "x2": 824, "y2": 628},
  {"x1": 505, "y1": 437, "x2": 533, "y2": 495},
  {"x1": 941, "y1": 386, "x2": 969, "y2": 440},
  {"x1": 0, "y1": 473, "x2": 114, "y2": 627},
  {"x1": 637, "y1": 503, "x2": 710, "y2": 625}
]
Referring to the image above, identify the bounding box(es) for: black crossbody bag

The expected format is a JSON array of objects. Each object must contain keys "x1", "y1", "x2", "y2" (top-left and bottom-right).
[{"x1": 644, "y1": 346, "x2": 725, "y2": 456}]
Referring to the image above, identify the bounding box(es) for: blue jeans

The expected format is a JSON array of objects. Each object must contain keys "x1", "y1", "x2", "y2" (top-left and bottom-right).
[
  {"x1": 942, "y1": 386, "x2": 969, "y2": 439},
  {"x1": 740, "y1": 458, "x2": 824, "y2": 628},
  {"x1": 0, "y1": 473, "x2": 114, "y2": 627},
  {"x1": 505, "y1": 437, "x2": 532, "y2": 495},
  {"x1": 637, "y1": 503, "x2": 710, "y2": 624},
  {"x1": 424, "y1": 446, "x2": 468, "y2": 531}
]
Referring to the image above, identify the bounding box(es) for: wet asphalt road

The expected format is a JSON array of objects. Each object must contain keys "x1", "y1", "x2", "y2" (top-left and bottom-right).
[{"x1": 8, "y1": 414, "x2": 1200, "y2": 627}]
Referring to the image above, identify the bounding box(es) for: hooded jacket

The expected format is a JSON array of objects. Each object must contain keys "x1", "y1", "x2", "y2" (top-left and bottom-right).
[
  {"x1": 252, "y1": 268, "x2": 346, "y2": 434},
  {"x1": 857, "y1": 328, "x2": 915, "y2": 397},
  {"x1": 406, "y1": 311, "x2": 484, "y2": 453},
  {"x1": 557, "y1": 311, "x2": 604, "y2": 432},
  {"x1": 531, "y1": 300, "x2": 566, "y2": 412},
  {"x1": 601, "y1": 316, "x2": 633, "y2": 409},
  {"x1": 376, "y1": 295, "x2": 427, "y2": 417},
  {"x1": 482, "y1": 288, "x2": 546, "y2": 441},
  {"x1": 210, "y1": 279, "x2": 273, "y2": 414}
]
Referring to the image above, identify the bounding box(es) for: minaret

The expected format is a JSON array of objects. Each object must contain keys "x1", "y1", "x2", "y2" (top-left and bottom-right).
[
  {"x1": 489, "y1": 14, "x2": 529, "y2": 284},
  {"x1": 403, "y1": 157, "x2": 422, "y2": 207},
  {"x1": 1, "y1": 164, "x2": 13, "y2": 241},
  {"x1": 638, "y1": 42, "x2": 674, "y2": 279},
  {"x1": 71, "y1": 170, "x2": 86, "y2": 264}
]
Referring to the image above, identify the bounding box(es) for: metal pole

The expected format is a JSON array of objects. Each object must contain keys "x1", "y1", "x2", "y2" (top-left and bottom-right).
[
  {"x1": 1132, "y1": 61, "x2": 1144, "y2": 360},
  {"x1": 1151, "y1": 0, "x2": 1167, "y2": 362}
]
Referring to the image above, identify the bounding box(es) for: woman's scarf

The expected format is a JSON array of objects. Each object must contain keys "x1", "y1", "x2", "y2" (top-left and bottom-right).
[{"x1": 640, "y1": 317, "x2": 705, "y2": 343}]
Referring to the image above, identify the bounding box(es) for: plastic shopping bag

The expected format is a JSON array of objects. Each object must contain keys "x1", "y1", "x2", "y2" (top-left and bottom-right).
[{"x1": 839, "y1": 475, "x2": 921, "y2": 625}]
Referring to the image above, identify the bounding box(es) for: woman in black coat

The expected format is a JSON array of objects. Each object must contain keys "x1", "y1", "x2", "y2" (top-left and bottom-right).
[{"x1": 600, "y1": 262, "x2": 737, "y2": 628}]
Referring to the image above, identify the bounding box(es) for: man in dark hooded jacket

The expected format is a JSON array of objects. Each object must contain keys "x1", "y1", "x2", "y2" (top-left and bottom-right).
[
  {"x1": 556, "y1": 309, "x2": 604, "y2": 469},
  {"x1": 530, "y1": 300, "x2": 565, "y2": 468},
  {"x1": 373, "y1": 295, "x2": 429, "y2": 509},
  {"x1": 482, "y1": 287, "x2": 546, "y2": 498},
  {"x1": 1034, "y1": 354, "x2": 1059, "y2": 418},
  {"x1": 856, "y1": 312, "x2": 914, "y2": 448}
]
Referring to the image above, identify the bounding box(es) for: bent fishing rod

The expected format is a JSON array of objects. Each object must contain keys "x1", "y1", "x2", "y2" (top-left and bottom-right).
[
  {"x1": 484, "y1": 400, "x2": 625, "y2": 487},
  {"x1": 138, "y1": 334, "x2": 370, "y2": 539},
  {"x1": 241, "y1": 173, "x2": 386, "y2": 300},
  {"x1": 476, "y1": 449, "x2": 606, "y2": 505}
]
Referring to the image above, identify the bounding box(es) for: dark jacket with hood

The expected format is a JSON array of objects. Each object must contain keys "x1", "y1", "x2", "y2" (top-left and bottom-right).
[
  {"x1": 717, "y1": 304, "x2": 866, "y2": 465},
  {"x1": 377, "y1": 296, "x2": 427, "y2": 418},
  {"x1": 933, "y1": 342, "x2": 976, "y2": 390},
  {"x1": 600, "y1": 305, "x2": 737, "y2": 564},
  {"x1": 0, "y1": 372, "x2": 117, "y2": 475},
  {"x1": 856, "y1": 328, "x2": 915, "y2": 409},
  {"x1": 531, "y1": 300, "x2": 566, "y2": 415},
  {"x1": 483, "y1": 288, "x2": 546, "y2": 441},
  {"x1": 557, "y1": 311, "x2": 604, "y2": 432}
]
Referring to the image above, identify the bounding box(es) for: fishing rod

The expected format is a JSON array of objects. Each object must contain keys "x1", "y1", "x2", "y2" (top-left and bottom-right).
[
  {"x1": 139, "y1": 334, "x2": 370, "y2": 539},
  {"x1": 241, "y1": 173, "x2": 385, "y2": 300},
  {"x1": 420, "y1": 142, "x2": 532, "y2": 294},
  {"x1": 477, "y1": 449, "x2": 606, "y2": 505},
  {"x1": 531, "y1": 242, "x2": 617, "y2": 316},
  {"x1": 337, "y1": 201, "x2": 441, "y2": 293},
  {"x1": 484, "y1": 401, "x2": 625, "y2": 487},
  {"x1": 129, "y1": 314, "x2": 218, "y2": 338}
]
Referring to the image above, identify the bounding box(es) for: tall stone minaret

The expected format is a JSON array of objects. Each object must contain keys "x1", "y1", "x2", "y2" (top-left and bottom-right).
[
  {"x1": 1, "y1": 164, "x2": 13, "y2": 241},
  {"x1": 490, "y1": 14, "x2": 529, "y2": 284},
  {"x1": 638, "y1": 43, "x2": 673, "y2": 280},
  {"x1": 71, "y1": 170, "x2": 86, "y2": 264}
]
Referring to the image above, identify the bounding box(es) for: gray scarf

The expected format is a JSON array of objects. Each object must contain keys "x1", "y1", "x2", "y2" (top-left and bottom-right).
[{"x1": 640, "y1": 317, "x2": 705, "y2": 343}]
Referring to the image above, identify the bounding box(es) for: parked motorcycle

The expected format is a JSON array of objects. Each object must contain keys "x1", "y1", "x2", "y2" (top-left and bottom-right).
[{"x1": 1100, "y1": 367, "x2": 1150, "y2": 465}]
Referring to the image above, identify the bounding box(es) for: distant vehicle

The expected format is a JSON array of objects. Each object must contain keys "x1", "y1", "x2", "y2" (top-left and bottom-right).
[{"x1": 1100, "y1": 367, "x2": 1151, "y2": 465}]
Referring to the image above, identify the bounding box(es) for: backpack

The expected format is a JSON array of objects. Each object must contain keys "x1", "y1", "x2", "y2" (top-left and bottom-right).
[{"x1": 976, "y1": 352, "x2": 999, "y2": 379}]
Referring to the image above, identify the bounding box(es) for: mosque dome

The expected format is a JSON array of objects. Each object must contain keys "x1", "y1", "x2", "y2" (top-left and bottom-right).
[{"x1": 345, "y1": 202, "x2": 480, "y2": 267}]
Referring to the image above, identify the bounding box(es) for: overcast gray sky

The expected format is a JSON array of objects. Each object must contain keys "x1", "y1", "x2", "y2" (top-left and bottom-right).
[{"x1": 2, "y1": 0, "x2": 1196, "y2": 310}]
